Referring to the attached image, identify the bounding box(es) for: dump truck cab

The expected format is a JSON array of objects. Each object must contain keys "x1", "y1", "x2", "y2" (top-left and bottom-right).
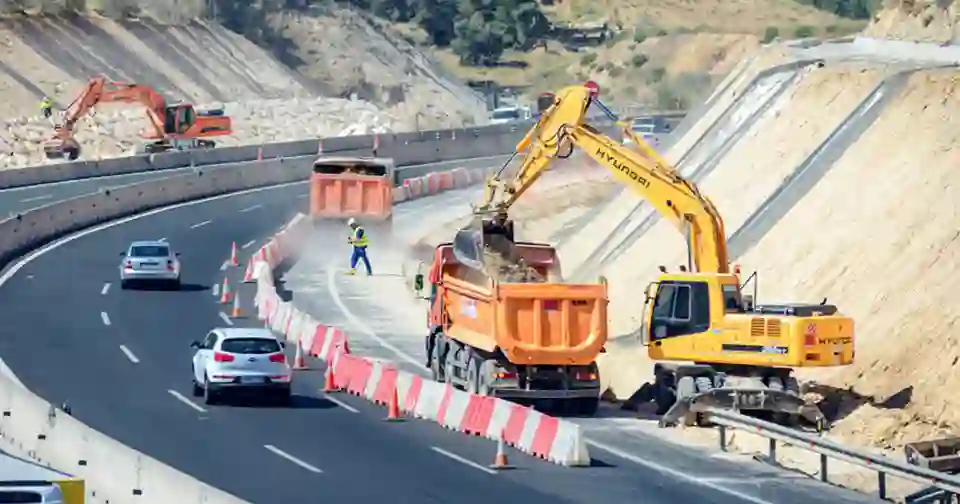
[{"x1": 310, "y1": 156, "x2": 395, "y2": 231}]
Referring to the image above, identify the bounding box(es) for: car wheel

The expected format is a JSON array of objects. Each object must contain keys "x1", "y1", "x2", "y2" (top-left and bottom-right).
[
  {"x1": 203, "y1": 377, "x2": 218, "y2": 405},
  {"x1": 274, "y1": 388, "x2": 292, "y2": 406},
  {"x1": 170, "y1": 279, "x2": 181, "y2": 291},
  {"x1": 120, "y1": 280, "x2": 129, "y2": 290},
  {"x1": 191, "y1": 376, "x2": 203, "y2": 397}
]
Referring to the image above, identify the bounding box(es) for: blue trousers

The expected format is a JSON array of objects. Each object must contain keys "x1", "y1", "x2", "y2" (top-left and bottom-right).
[{"x1": 350, "y1": 247, "x2": 372, "y2": 274}]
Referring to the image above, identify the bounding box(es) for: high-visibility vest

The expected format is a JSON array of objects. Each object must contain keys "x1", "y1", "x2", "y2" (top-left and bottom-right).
[
  {"x1": 351, "y1": 227, "x2": 369, "y2": 248},
  {"x1": 40, "y1": 99, "x2": 52, "y2": 110}
]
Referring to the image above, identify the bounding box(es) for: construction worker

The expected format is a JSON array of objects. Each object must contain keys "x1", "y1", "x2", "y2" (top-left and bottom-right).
[
  {"x1": 40, "y1": 96, "x2": 53, "y2": 119},
  {"x1": 346, "y1": 218, "x2": 372, "y2": 276}
]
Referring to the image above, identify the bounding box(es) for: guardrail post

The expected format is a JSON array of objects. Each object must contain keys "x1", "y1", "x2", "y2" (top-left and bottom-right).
[
  {"x1": 819, "y1": 453, "x2": 828, "y2": 482},
  {"x1": 768, "y1": 438, "x2": 776, "y2": 464},
  {"x1": 878, "y1": 472, "x2": 887, "y2": 500},
  {"x1": 718, "y1": 425, "x2": 728, "y2": 451}
]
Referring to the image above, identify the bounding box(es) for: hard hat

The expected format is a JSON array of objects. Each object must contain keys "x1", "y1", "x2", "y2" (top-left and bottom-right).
[{"x1": 347, "y1": 218, "x2": 357, "y2": 227}]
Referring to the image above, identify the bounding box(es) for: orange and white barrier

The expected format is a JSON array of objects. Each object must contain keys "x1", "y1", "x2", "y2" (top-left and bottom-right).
[{"x1": 246, "y1": 212, "x2": 592, "y2": 468}]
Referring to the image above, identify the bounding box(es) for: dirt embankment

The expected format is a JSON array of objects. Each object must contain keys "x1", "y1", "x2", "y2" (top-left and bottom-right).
[
  {"x1": 864, "y1": 0, "x2": 960, "y2": 43},
  {"x1": 0, "y1": 10, "x2": 482, "y2": 169}
]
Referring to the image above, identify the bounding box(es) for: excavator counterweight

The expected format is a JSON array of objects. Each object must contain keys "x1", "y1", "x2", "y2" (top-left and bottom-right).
[{"x1": 450, "y1": 80, "x2": 855, "y2": 429}]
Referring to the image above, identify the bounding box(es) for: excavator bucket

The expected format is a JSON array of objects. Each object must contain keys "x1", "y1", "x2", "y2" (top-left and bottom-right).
[
  {"x1": 42, "y1": 137, "x2": 80, "y2": 161},
  {"x1": 659, "y1": 387, "x2": 828, "y2": 431},
  {"x1": 452, "y1": 217, "x2": 517, "y2": 271}
]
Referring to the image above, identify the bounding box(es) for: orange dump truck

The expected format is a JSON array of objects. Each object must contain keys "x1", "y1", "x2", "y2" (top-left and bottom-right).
[
  {"x1": 416, "y1": 241, "x2": 608, "y2": 415},
  {"x1": 310, "y1": 156, "x2": 395, "y2": 225}
]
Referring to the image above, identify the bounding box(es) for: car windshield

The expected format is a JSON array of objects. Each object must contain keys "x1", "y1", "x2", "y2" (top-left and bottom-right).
[
  {"x1": 492, "y1": 109, "x2": 520, "y2": 120},
  {"x1": 130, "y1": 245, "x2": 169, "y2": 258},
  {"x1": 221, "y1": 338, "x2": 281, "y2": 355}
]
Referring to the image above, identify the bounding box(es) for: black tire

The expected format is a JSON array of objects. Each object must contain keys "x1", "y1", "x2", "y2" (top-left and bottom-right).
[
  {"x1": 573, "y1": 397, "x2": 600, "y2": 416},
  {"x1": 191, "y1": 377, "x2": 203, "y2": 397},
  {"x1": 170, "y1": 279, "x2": 181, "y2": 291},
  {"x1": 271, "y1": 388, "x2": 292, "y2": 406},
  {"x1": 203, "y1": 377, "x2": 218, "y2": 405},
  {"x1": 466, "y1": 357, "x2": 479, "y2": 394},
  {"x1": 428, "y1": 337, "x2": 442, "y2": 382},
  {"x1": 120, "y1": 280, "x2": 129, "y2": 290}
]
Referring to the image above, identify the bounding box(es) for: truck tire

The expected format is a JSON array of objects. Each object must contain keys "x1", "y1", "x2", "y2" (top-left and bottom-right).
[
  {"x1": 573, "y1": 397, "x2": 599, "y2": 416},
  {"x1": 428, "y1": 337, "x2": 441, "y2": 382},
  {"x1": 466, "y1": 357, "x2": 480, "y2": 394}
]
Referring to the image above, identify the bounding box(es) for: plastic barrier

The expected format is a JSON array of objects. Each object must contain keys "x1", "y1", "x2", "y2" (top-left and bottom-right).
[{"x1": 248, "y1": 181, "x2": 592, "y2": 468}]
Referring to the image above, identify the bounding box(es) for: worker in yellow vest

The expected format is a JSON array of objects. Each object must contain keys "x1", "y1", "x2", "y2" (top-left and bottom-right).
[
  {"x1": 346, "y1": 218, "x2": 372, "y2": 275},
  {"x1": 40, "y1": 96, "x2": 53, "y2": 119}
]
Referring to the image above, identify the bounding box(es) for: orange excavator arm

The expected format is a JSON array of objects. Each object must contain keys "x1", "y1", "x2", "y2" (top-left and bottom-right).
[{"x1": 55, "y1": 76, "x2": 168, "y2": 141}]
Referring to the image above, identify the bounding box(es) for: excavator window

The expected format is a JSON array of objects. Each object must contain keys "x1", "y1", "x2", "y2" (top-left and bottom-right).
[
  {"x1": 177, "y1": 105, "x2": 195, "y2": 134},
  {"x1": 649, "y1": 281, "x2": 711, "y2": 340},
  {"x1": 722, "y1": 284, "x2": 745, "y2": 313}
]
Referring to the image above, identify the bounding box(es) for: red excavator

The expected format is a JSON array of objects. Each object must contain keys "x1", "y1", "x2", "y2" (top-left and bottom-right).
[{"x1": 43, "y1": 77, "x2": 233, "y2": 160}]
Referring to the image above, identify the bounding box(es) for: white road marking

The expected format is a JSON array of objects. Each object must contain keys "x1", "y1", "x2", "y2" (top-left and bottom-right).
[
  {"x1": 101, "y1": 282, "x2": 110, "y2": 295},
  {"x1": 241, "y1": 239, "x2": 256, "y2": 249},
  {"x1": 0, "y1": 180, "x2": 308, "y2": 388},
  {"x1": 189, "y1": 220, "x2": 211, "y2": 229},
  {"x1": 326, "y1": 262, "x2": 427, "y2": 370},
  {"x1": 431, "y1": 447, "x2": 498, "y2": 475},
  {"x1": 264, "y1": 445, "x2": 323, "y2": 473},
  {"x1": 239, "y1": 204, "x2": 261, "y2": 213},
  {"x1": 322, "y1": 393, "x2": 359, "y2": 413},
  {"x1": 119, "y1": 345, "x2": 140, "y2": 363},
  {"x1": 212, "y1": 283, "x2": 220, "y2": 297},
  {"x1": 585, "y1": 439, "x2": 775, "y2": 504},
  {"x1": 296, "y1": 194, "x2": 308, "y2": 199},
  {"x1": 167, "y1": 390, "x2": 207, "y2": 413},
  {"x1": 19, "y1": 194, "x2": 52, "y2": 203},
  {"x1": 218, "y1": 312, "x2": 233, "y2": 326},
  {"x1": 100, "y1": 311, "x2": 111, "y2": 326},
  {"x1": 219, "y1": 261, "x2": 229, "y2": 271}
]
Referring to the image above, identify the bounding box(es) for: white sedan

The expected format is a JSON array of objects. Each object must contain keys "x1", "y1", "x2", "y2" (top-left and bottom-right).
[{"x1": 190, "y1": 328, "x2": 292, "y2": 405}]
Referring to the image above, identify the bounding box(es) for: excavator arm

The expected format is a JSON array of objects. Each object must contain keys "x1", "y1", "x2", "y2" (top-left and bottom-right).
[
  {"x1": 56, "y1": 77, "x2": 169, "y2": 139},
  {"x1": 460, "y1": 82, "x2": 730, "y2": 274}
]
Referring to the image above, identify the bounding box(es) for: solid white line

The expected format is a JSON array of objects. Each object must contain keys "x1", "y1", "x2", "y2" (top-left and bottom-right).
[
  {"x1": 239, "y1": 204, "x2": 261, "y2": 213},
  {"x1": 296, "y1": 194, "x2": 308, "y2": 199},
  {"x1": 189, "y1": 220, "x2": 211, "y2": 229},
  {"x1": 119, "y1": 345, "x2": 140, "y2": 363},
  {"x1": 101, "y1": 282, "x2": 110, "y2": 295},
  {"x1": 100, "y1": 311, "x2": 111, "y2": 326},
  {"x1": 241, "y1": 239, "x2": 256, "y2": 249},
  {"x1": 212, "y1": 283, "x2": 220, "y2": 297},
  {"x1": 19, "y1": 194, "x2": 52, "y2": 203},
  {"x1": 326, "y1": 262, "x2": 427, "y2": 370},
  {"x1": 167, "y1": 389, "x2": 207, "y2": 413},
  {"x1": 264, "y1": 445, "x2": 323, "y2": 473},
  {"x1": 219, "y1": 261, "x2": 229, "y2": 272},
  {"x1": 322, "y1": 393, "x2": 359, "y2": 413},
  {"x1": 430, "y1": 446, "x2": 498, "y2": 475},
  {"x1": 218, "y1": 311, "x2": 233, "y2": 326},
  {"x1": 585, "y1": 439, "x2": 775, "y2": 504}
]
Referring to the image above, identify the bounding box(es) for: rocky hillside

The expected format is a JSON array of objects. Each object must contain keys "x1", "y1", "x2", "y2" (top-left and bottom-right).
[
  {"x1": 0, "y1": 7, "x2": 485, "y2": 169},
  {"x1": 863, "y1": 0, "x2": 960, "y2": 42}
]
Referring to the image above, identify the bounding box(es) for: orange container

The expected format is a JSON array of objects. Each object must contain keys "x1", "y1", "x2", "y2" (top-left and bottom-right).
[
  {"x1": 310, "y1": 156, "x2": 394, "y2": 220},
  {"x1": 430, "y1": 243, "x2": 608, "y2": 366}
]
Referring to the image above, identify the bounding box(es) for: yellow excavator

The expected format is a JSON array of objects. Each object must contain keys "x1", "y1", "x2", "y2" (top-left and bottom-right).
[{"x1": 454, "y1": 81, "x2": 855, "y2": 429}]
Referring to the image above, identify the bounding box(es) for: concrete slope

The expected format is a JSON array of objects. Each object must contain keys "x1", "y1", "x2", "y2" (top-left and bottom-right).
[{"x1": 733, "y1": 67, "x2": 960, "y2": 450}]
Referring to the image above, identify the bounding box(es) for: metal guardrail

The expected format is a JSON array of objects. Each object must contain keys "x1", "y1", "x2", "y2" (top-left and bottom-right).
[{"x1": 706, "y1": 408, "x2": 960, "y2": 502}]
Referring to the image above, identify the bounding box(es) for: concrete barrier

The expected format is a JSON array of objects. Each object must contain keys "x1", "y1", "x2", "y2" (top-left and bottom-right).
[{"x1": 0, "y1": 115, "x2": 656, "y2": 191}]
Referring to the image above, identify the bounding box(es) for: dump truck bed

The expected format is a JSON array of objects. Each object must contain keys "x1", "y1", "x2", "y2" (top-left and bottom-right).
[
  {"x1": 310, "y1": 156, "x2": 394, "y2": 221},
  {"x1": 435, "y1": 243, "x2": 608, "y2": 365}
]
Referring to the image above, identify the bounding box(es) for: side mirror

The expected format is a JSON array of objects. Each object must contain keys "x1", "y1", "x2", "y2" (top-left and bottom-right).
[
  {"x1": 175, "y1": 252, "x2": 181, "y2": 257},
  {"x1": 413, "y1": 273, "x2": 424, "y2": 292},
  {"x1": 189, "y1": 341, "x2": 201, "y2": 349},
  {"x1": 119, "y1": 252, "x2": 125, "y2": 257},
  {"x1": 279, "y1": 341, "x2": 287, "y2": 348}
]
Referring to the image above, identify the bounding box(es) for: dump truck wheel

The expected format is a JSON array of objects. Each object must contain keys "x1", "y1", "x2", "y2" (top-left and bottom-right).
[
  {"x1": 428, "y1": 339, "x2": 441, "y2": 382},
  {"x1": 573, "y1": 398, "x2": 600, "y2": 416},
  {"x1": 466, "y1": 357, "x2": 480, "y2": 394}
]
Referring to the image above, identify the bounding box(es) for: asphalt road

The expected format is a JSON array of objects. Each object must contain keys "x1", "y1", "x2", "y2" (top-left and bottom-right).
[
  {"x1": 0, "y1": 181, "x2": 792, "y2": 504},
  {"x1": 0, "y1": 154, "x2": 509, "y2": 217}
]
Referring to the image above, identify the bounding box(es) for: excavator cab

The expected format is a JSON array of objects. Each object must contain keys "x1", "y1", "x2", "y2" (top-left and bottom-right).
[{"x1": 163, "y1": 104, "x2": 197, "y2": 135}]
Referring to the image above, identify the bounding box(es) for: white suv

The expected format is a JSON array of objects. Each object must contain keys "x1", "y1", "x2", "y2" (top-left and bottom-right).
[{"x1": 191, "y1": 328, "x2": 292, "y2": 405}]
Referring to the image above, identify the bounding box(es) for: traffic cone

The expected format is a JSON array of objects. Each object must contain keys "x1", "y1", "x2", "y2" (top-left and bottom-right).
[
  {"x1": 489, "y1": 431, "x2": 514, "y2": 470},
  {"x1": 323, "y1": 366, "x2": 339, "y2": 392},
  {"x1": 292, "y1": 343, "x2": 308, "y2": 370},
  {"x1": 384, "y1": 386, "x2": 404, "y2": 422},
  {"x1": 230, "y1": 292, "x2": 243, "y2": 318},
  {"x1": 229, "y1": 242, "x2": 239, "y2": 267},
  {"x1": 219, "y1": 277, "x2": 231, "y2": 304},
  {"x1": 242, "y1": 259, "x2": 255, "y2": 283}
]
